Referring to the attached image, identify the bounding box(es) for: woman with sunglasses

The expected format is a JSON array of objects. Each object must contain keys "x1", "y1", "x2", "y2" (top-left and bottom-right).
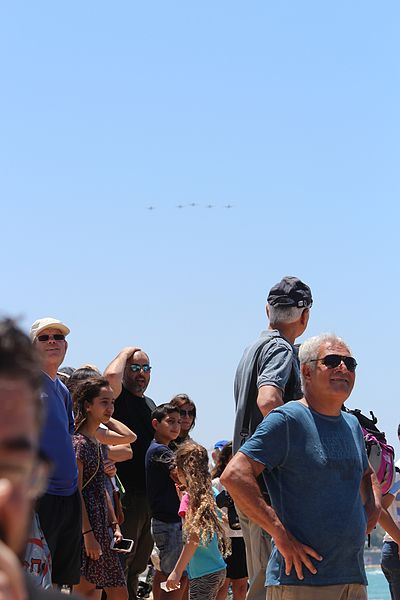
[{"x1": 170, "y1": 394, "x2": 197, "y2": 447}]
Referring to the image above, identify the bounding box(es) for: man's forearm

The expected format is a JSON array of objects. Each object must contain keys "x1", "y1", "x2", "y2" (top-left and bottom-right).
[
  {"x1": 221, "y1": 453, "x2": 285, "y2": 541},
  {"x1": 361, "y1": 467, "x2": 382, "y2": 533}
]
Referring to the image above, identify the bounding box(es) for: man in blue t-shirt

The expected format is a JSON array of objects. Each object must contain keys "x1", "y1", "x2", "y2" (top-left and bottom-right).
[
  {"x1": 145, "y1": 403, "x2": 188, "y2": 600},
  {"x1": 30, "y1": 317, "x2": 81, "y2": 589},
  {"x1": 223, "y1": 333, "x2": 382, "y2": 600}
]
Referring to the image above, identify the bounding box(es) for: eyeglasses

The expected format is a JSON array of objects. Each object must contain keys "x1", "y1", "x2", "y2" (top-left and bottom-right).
[
  {"x1": 309, "y1": 354, "x2": 357, "y2": 372},
  {"x1": 129, "y1": 364, "x2": 152, "y2": 373},
  {"x1": 180, "y1": 409, "x2": 195, "y2": 417},
  {"x1": 37, "y1": 334, "x2": 65, "y2": 342}
]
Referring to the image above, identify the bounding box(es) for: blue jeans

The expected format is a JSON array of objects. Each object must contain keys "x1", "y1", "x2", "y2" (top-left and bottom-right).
[
  {"x1": 151, "y1": 519, "x2": 183, "y2": 576},
  {"x1": 381, "y1": 541, "x2": 400, "y2": 600}
]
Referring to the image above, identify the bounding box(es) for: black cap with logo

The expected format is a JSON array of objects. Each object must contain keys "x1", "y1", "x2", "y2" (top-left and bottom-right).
[{"x1": 267, "y1": 276, "x2": 312, "y2": 308}]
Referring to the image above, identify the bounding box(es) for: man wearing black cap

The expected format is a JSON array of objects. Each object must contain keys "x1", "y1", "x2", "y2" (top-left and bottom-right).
[{"x1": 232, "y1": 276, "x2": 312, "y2": 600}]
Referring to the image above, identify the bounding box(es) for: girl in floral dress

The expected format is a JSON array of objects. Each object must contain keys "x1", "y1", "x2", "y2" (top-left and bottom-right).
[{"x1": 72, "y1": 377, "x2": 135, "y2": 600}]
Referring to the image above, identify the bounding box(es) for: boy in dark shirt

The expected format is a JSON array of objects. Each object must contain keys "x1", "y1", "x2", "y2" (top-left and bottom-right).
[{"x1": 145, "y1": 404, "x2": 187, "y2": 600}]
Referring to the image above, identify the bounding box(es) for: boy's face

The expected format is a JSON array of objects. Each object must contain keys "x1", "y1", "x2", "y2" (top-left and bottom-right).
[{"x1": 153, "y1": 411, "x2": 181, "y2": 443}]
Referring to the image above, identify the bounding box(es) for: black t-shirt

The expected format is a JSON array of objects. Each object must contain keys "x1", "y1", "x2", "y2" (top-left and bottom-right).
[
  {"x1": 145, "y1": 439, "x2": 180, "y2": 522},
  {"x1": 112, "y1": 386, "x2": 156, "y2": 494}
]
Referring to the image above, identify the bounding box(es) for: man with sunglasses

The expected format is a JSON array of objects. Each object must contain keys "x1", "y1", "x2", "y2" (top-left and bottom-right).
[
  {"x1": 223, "y1": 333, "x2": 381, "y2": 600},
  {"x1": 30, "y1": 317, "x2": 81, "y2": 591},
  {"x1": 105, "y1": 347, "x2": 156, "y2": 600},
  {"x1": 0, "y1": 318, "x2": 81, "y2": 599},
  {"x1": 232, "y1": 276, "x2": 312, "y2": 600}
]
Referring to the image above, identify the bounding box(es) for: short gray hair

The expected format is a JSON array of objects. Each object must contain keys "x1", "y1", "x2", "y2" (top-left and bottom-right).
[
  {"x1": 268, "y1": 304, "x2": 305, "y2": 326},
  {"x1": 298, "y1": 333, "x2": 351, "y2": 388}
]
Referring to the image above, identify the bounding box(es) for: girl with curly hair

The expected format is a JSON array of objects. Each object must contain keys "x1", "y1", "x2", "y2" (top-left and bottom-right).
[
  {"x1": 211, "y1": 442, "x2": 248, "y2": 600},
  {"x1": 166, "y1": 441, "x2": 231, "y2": 600}
]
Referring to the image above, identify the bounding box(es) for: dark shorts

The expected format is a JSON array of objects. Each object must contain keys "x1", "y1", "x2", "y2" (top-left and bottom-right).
[
  {"x1": 226, "y1": 537, "x2": 248, "y2": 580},
  {"x1": 36, "y1": 490, "x2": 81, "y2": 586}
]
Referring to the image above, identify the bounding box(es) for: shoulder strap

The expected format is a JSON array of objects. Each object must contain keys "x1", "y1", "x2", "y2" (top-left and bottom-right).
[{"x1": 82, "y1": 443, "x2": 101, "y2": 491}]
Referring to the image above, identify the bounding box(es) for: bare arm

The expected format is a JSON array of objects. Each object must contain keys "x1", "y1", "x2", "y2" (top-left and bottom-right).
[
  {"x1": 257, "y1": 385, "x2": 284, "y2": 417},
  {"x1": 221, "y1": 452, "x2": 322, "y2": 580},
  {"x1": 108, "y1": 444, "x2": 133, "y2": 462},
  {"x1": 104, "y1": 346, "x2": 140, "y2": 398},
  {"x1": 105, "y1": 489, "x2": 122, "y2": 543},
  {"x1": 360, "y1": 464, "x2": 382, "y2": 534},
  {"x1": 378, "y1": 493, "x2": 400, "y2": 544},
  {"x1": 166, "y1": 532, "x2": 199, "y2": 590},
  {"x1": 95, "y1": 418, "x2": 137, "y2": 445}
]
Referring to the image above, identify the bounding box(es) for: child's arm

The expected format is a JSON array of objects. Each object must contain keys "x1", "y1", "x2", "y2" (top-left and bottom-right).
[
  {"x1": 379, "y1": 493, "x2": 400, "y2": 547},
  {"x1": 105, "y1": 489, "x2": 123, "y2": 542},
  {"x1": 166, "y1": 532, "x2": 199, "y2": 590},
  {"x1": 77, "y1": 459, "x2": 102, "y2": 561},
  {"x1": 108, "y1": 443, "x2": 133, "y2": 462},
  {"x1": 95, "y1": 418, "x2": 137, "y2": 445}
]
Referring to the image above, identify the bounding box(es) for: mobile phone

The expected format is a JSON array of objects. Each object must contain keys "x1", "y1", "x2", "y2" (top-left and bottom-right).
[
  {"x1": 110, "y1": 538, "x2": 134, "y2": 553},
  {"x1": 160, "y1": 582, "x2": 180, "y2": 592}
]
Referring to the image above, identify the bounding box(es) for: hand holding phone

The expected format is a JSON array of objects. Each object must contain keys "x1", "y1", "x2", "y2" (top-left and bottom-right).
[{"x1": 110, "y1": 538, "x2": 134, "y2": 553}]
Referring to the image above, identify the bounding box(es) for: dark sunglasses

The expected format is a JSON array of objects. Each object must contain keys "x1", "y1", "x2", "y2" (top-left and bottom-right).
[
  {"x1": 129, "y1": 364, "x2": 152, "y2": 373},
  {"x1": 37, "y1": 334, "x2": 65, "y2": 342},
  {"x1": 180, "y1": 409, "x2": 195, "y2": 417},
  {"x1": 309, "y1": 354, "x2": 357, "y2": 372}
]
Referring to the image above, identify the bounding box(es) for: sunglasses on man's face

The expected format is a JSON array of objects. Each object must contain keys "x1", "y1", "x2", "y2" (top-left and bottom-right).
[
  {"x1": 37, "y1": 334, "x2": 65, "y2": 342},
  {"x1": 180, "y1": 409, "x2": 195, "y2": 418},
  {"x1": 129, "y1": 364, "x2": 152, "y2": 373},
  {"x1": 309, "y1": 354, "x2": 357, "y2": 372}
]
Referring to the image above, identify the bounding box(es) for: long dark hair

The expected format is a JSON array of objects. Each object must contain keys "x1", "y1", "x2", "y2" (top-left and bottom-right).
[
  {"x1": 73, "y1": 376, "x2": 110, "y2": 432},
  {"x1": 211, "y1": 441, "x2": 232, "y2": 479}
]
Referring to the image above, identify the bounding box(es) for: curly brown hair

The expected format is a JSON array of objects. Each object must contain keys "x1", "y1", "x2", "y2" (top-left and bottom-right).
[{"x1": 175, "y1": 440, "x2": 230, "y2": 558}]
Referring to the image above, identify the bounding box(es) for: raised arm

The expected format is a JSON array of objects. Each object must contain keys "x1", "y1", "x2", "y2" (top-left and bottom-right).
[
  {"x1": 95, "y1": 417, "x2": 137, "y2": 445},
  {"x1": 221, "y1": 451, "x2": 322, "y2": 580},
  {"x1": 104, "y1": 346, "x2": 140, "y2": 398}
]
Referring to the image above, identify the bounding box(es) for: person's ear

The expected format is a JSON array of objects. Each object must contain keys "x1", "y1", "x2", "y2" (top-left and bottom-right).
[
  {"x1": 302, "y1": 363, "x2": 312, "y2": 383},
  {"x1": 266, "y1": 304, "x2": 270, "y2": 319},
  {"x1": 151, "y1": 418, "x2": 158, "y2": 431}
]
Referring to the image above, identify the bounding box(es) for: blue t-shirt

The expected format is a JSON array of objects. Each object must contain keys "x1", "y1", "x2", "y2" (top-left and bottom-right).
[
  {"x1": 39, "y1": 374, "x2": 78, "y2": 495},
  {"x1": 145, "y1": 439, "x2": 180, "y2": 523},
  {"x1": 179, "y1": 490, "x2": 226, "y2": 580},
  {"x1": 240, "y1": 401, "x2": 369, "y2": 587}
]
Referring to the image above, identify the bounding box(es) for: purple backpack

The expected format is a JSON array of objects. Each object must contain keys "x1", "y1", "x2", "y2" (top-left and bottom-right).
[{"x1": 346, "y1": 408, "x2": 395, "y2": 495}]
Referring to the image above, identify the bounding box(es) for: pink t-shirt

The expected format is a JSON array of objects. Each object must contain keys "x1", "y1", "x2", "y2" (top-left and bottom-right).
[{"x1": 178, "y1": 492, "x2": 190, "y2": 518}]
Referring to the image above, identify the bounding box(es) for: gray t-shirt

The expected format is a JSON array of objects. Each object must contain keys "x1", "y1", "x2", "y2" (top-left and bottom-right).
[{"x1": 233, "y1": 329, "x2": 302, "y2": 453}]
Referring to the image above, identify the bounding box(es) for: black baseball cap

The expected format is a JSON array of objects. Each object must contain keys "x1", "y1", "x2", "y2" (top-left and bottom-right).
[{"x1": 267, "y1": 276, "x2": 312, "y2": 308}]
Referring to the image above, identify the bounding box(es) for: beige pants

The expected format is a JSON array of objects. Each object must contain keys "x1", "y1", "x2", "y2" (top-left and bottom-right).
[
  {"x1": 266, "y1": 584, "x2": 368, "y2": 600},
  {"x1": 237, "y1": 508, "x2": 271, "y2": 600}
]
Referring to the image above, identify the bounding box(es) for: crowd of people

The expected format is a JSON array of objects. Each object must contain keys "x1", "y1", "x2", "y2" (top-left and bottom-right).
[{"x1": 0, "y1": 275, "x2": 400, "y2": 600}]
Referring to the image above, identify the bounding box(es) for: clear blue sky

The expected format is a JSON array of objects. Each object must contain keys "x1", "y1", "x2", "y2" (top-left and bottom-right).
[{"x1": 1, "y1": 1, "x2": 399, "y2": 450}]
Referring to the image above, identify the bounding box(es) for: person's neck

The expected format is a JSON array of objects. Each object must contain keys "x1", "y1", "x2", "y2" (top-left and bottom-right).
[
  {"x1": 123, "y1": 382, "x2": 145, "y2": 398},
  {"x1": 268, "y1": 323, "x2": 297, "y2": 345},
  {"x1": 299, "y1": 394, "x2": 342, "y2": 417},
  {"x1": 43, "y1": 365, "x2": 59, "y2": 380},
  {"x1": 79, "y1": 419, "x2": 100, "y2": 440},
  {"x1": 154, "y1": 434, "x2": 175, "y2": 446}
]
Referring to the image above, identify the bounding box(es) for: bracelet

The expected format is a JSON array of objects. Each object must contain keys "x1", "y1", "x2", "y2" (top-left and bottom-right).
[{"x1": 82, "y1": 529, "x2": 93, "y2": 535}]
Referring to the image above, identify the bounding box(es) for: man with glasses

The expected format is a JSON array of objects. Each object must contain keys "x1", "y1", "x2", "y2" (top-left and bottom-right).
[
  {"x1": 105, "y1": 347, "x2": 156, "y2": 600},
  {"x1": 233, "y1": 276, "x2": 312, "y2": 600},
  {"x1": 30, "y1": 317, "x2": 81, "y2": 591},
  {"x1": 0, "y1": 318, "x2": 81, "y2": 599},
  {"x1": 223, "y1": 333, "x2": 381, "y2": 600}
]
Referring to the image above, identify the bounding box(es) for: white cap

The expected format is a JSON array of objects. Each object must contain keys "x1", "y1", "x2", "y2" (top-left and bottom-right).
[{"x1": 30, "y1": 317, "x2": 70, "y2": 341}]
